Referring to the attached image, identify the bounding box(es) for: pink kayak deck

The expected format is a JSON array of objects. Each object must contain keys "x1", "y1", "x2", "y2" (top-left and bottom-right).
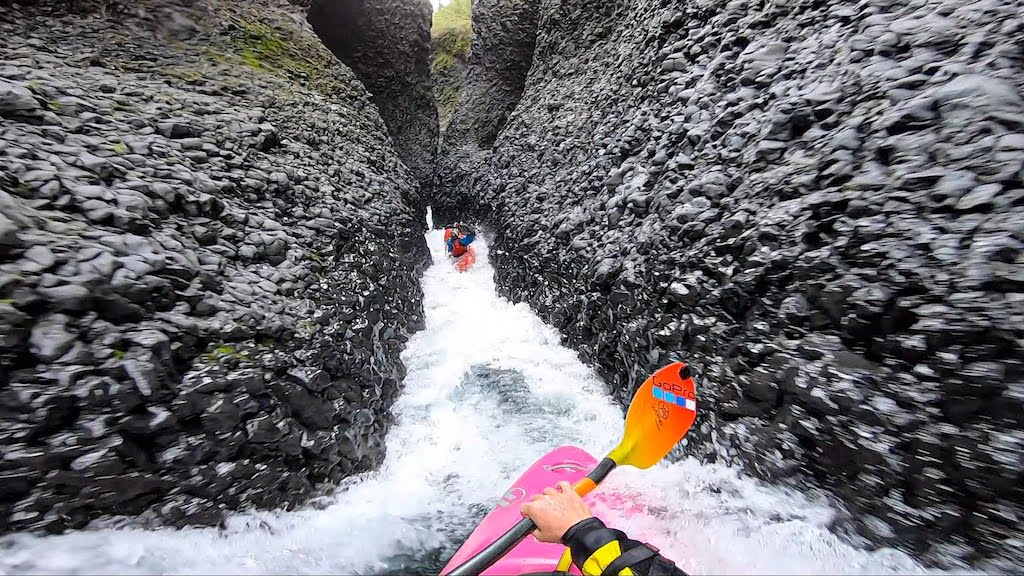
[{"x1": 441, "y1": 445, "x2": 600, "y2": 576}]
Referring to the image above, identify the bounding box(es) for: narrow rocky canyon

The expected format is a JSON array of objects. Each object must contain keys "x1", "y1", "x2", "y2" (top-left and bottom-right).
[
  {"x1": 307, "y1": 0, "x2": 439, "y2": 204},
  {"x1": 0, "y1": 0, "x2": 1021, "y2": 573}
]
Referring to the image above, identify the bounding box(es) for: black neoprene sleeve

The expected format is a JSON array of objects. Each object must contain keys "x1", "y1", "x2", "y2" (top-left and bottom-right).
[{"x1": 561, "y1": 517, "x2": 687, "y2": 576}]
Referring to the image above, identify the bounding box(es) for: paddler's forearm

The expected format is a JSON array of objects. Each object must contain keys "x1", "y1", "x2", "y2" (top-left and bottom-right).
[{"x1": 561, "y1": 517, "x2": 687, "y2": 576}]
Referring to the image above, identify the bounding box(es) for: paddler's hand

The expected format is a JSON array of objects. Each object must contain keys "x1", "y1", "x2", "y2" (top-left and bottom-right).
[{"x1": 519, "y1": 481, "x2": 593, "y2": 543}]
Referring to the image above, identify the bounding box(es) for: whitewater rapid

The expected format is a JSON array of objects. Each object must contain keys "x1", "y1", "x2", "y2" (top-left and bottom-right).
[{"x1": 0, "y1": 215, "x2": 942, "y2": 575}]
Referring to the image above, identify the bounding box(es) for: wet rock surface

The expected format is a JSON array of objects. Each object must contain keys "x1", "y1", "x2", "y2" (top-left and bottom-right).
[
  {"x1": 439, "y1": 0, "x2": 539, "y2": 153},
  {"x1": 0, "y1": 0, "x2": 428, "y2": 534},
  {"x1": 307, "y1": 0, "x2": 439, "y2": 205},
  {"x1": 429, "y1": 0, "x2": 472, "y2": 133},
  {"x1": 434, "y1": 0, "x2": 540, "y2": 234},
  {"x1": 436, "y1": 0, "x2": 1024, "y2": 570}
]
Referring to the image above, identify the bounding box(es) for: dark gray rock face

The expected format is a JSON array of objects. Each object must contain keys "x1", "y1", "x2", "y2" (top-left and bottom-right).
[
  {"x1": 434, "y1": 0, "x2": 539, "y2": 228},
  {"x1": 440, "y1": 0, "x2": 539, "y2": 152},
  {"x1": 430, "y1": 32, "x2": 469, "y2": 133},
  {"x1": 436, "y1": 0, "x2": 1024, "y2": 570},
  {"x1": 307, "y1": 0, "x2": 439, "y2": 207},
  {"x1": 0, "y1": 0, "x2": 428, "y2": 535}
]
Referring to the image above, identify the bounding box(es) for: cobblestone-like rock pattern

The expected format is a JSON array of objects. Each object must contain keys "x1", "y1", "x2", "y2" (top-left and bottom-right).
[
  {"x1": 308, "y1": 0, "x2": 439, "y2": 206},
  {"x1": 440, "y1": 0, "x2": 539, "y2": 153},
  {"x1": 437, "y1": 0, "x2": 1024, "y2": 569},
  {"x1": 434, "y1": 0, "x2": 540, "y2": 227},
  {"x1": 0, "y1": 0, "x2": 428, "y2": 534}
]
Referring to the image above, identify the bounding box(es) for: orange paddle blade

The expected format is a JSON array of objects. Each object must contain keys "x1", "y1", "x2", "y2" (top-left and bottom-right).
[{"x1": 607, "y1": 362, "x2": 697, "y2": 469}]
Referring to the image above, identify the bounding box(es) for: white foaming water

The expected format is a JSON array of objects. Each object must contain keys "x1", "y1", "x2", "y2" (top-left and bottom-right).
[{"x1": 0, "y1": 220, "x2": 940, "y2": 575}]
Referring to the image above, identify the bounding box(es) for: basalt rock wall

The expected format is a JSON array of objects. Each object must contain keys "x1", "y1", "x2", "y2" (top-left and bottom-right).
[
  {"x1": 436, "y1": 0, "x2": 1024, "y2": 569},
  {"x1": 439, "y1": 0, "x2": 539, "y2": 153},
  {"x1": 429, "y1": 0, "x2": 471, "y2": 132},
  {"x1": 433, "y1": 0, "x2": 539, "y2": 227},
  {"x1": 0, "y1": 0, "x2": 428, "y2": 534},
  {"x1": 307, "y1": 0, "x2": 439, "y2": 205}
]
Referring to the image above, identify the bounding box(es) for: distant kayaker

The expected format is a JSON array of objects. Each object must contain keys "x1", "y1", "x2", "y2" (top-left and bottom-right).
[
  {"x1": 521, "y1": 481, "x2": 686, "y2": 576},
  {"x1": 444, "y1": 222, "x2": 476, "y2": 258}
]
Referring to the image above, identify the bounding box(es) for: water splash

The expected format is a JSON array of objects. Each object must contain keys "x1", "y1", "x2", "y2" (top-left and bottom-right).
[{"x1": 0, "y1": 224, "x2": 944, "y2": 575}]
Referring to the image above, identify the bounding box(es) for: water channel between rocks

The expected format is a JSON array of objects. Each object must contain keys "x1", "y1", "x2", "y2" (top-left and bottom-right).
[{"x1": 0, "y1": 212, "x2": 949, "y2": 575}]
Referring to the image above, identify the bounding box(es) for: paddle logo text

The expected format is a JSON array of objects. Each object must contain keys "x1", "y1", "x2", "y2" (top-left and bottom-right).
[
  {"x1": 496, "y1": 487, "x2": 527, "y2": 508},
  {"x1": 652, "y1": 381, "x2": 696, "y2": 413}
]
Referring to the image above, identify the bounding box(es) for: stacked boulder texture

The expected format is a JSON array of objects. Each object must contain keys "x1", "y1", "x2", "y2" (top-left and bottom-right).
[
  {"x1": 1, "y1": 0, "x2": 1022, "y2": 572},
  {"x1": 0, "y1": 0, "x2": 434, "y2": 533},
  {"x1": 436, "y1": 0, "x2": 1023, "y2": 571},
  {"x1": 307, "y1": 0, "x2": 439, "y2": 202}
]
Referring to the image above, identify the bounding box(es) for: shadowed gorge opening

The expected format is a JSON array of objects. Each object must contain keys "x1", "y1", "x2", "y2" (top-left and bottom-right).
[{"x1": 307, "y1": 0, "x2": 439, "y2": 209}]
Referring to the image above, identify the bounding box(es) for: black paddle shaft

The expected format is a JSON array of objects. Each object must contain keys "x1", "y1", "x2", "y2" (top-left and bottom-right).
[
  {"x1": 444, "y1": 458, "x2": 617, "y2": 576},
  {"x1": 444, "y1": 517, "x2": 536, "y2": 576}
]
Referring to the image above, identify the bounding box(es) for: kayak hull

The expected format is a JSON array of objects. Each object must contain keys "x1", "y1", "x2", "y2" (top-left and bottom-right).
[
  {"x1": 441, "y1": 446, "x2": 599, "y2": 576},
  {"x1": 454, "y1": 246, "x2": 476, "y2": 272}
]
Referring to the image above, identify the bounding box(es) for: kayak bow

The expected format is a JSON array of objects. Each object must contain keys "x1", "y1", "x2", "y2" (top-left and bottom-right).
[{"x1": 443, "y1": 362, "x2": 698, "y2": 576}]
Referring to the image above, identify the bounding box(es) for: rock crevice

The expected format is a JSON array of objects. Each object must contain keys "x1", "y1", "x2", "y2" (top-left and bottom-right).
[
  {"x1": 308, "y1": 0, "x2": 439, "y2": 207},
  {"x1": 429, "y1": 0, "x2": 472, "y2": 132},
  {"x1": 440, "y1": 0, "x2": 539, "y2": 153},
  {"x1": 434, "y1": 0, "x2": 540, "y2": 227}
]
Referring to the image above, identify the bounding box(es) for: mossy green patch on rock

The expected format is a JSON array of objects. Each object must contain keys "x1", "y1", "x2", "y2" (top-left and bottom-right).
[
  {"x1": 431, "y1": 0, "x2": 470, "y2": 75},
  {"x1": 204, "y1": 343, "x2": 250, "y2": 364},
  {"x1": 206, "y1": 10, "x2": 344, "y2": 97},
  {"x1": 432, "y1": 0, "x2": 471, "y2": 43},
  {"x1": 241, "y1": 20, "x2": 287, "y2": 54},
  {"x1": 163, "y1": 66, "x2": 205, "y2": 84},
  {"x1": 434, "y1": 79, "x2": 463, "y2": 131},
  {"x1": 307, "y1": 249, "x2": 325, "y2": 265},
  {"x1": 233, "y1": 17, "x2": 316, "y2": 75},
  {"x1": 431, "y1": 0, "x2": 471, "y2": 130}
]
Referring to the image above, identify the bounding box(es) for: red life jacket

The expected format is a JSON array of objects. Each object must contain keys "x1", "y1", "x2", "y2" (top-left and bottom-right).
[{"x1": 444, "y1": 228, "x2": 468, "y2": 257}]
